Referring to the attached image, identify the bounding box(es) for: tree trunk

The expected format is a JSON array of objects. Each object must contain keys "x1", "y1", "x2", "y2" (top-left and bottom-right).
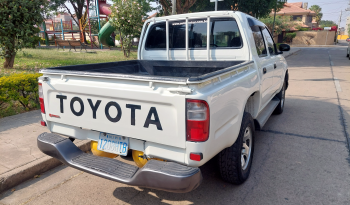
[
  {"x1": 3, "y1": 53, "x2": 16, "y2": 68},
  {"x1": 83, "y1": 31, "x2": 87, "y2": 44}
]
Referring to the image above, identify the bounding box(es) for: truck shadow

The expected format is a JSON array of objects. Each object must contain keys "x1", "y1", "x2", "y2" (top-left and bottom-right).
[{"x1": 111, "y1": 97, "x2": 350, "y2": 204}]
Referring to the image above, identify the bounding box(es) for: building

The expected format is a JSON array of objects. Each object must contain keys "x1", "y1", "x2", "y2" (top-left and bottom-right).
[{"x1": 273, "y1": 2, "x2": 317, "y2": 29}]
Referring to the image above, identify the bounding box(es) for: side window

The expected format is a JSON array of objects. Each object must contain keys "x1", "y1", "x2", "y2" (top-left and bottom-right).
[
  {"x1": 145, "y1": 23, "x2": 166, "y2": 49},
  {"x1": 252, "y1": 29, "x2": 267, "y2": 58},
  {"x1": 262, "y1": 28, "x2": 275, "y2": 54},
  {"x1": 210, "y1": 19, "x2": 242, "y2": 48}
]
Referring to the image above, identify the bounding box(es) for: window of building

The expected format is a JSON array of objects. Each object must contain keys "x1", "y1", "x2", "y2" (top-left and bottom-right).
[
  {"x1": 292, "y1": 15, "x2": 303, "y2": 21},
  {"x1": 307, "y1": 15, "x2": 312, "y2": 23},
  {"x1": 252, "y1": 28, "x2": 267, "y2": 57}
]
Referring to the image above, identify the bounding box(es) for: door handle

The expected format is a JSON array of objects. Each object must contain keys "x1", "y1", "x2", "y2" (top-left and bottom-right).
[
  {"x1": 274, "y1": 63, "x2": 277, "y2": 69},
  {"x1": 263, "y1": 67, "x2": 267, "y2": 74}
]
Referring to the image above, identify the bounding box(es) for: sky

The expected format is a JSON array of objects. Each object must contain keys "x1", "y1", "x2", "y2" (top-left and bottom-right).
[
  {"x1": 286, "y1": 0, "x2": 350, "y2": 27},
  {"x1": 134, "y1": 1, "x2": 350, "y2": 28},
  {"x1": 68, "y1": 0, "x2": 350, "y2": 27}
]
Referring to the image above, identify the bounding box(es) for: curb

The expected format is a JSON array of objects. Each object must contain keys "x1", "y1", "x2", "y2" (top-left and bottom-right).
[
  {"x1": 0, "y1": 139, "x2": 91, "y2": 193},
  {"x1": 283, "y1": 49, "x2": 301, "y2": 58}
]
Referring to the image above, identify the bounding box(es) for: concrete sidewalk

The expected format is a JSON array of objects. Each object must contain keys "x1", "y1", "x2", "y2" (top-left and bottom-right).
[{"x1": 0, "y1": 110, "x2": 90, "y2": 193}]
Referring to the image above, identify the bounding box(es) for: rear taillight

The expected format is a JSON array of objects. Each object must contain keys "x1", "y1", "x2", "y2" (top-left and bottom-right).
[
  {"x1": 38, "y1": 83, "x2": 45, "y2": 114},
  {"x1": 186, "y1": 99, "x2": 210, "y2": 142}
]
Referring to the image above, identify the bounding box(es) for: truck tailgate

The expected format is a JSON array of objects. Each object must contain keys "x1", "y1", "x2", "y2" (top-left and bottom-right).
[{"x1": 43, "y1": 76, "x2": 186, "y2": 148}]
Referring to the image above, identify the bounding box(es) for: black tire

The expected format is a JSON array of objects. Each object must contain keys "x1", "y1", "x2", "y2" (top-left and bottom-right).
[
  {"x1": 273, "y1": 80, "x2": 286, "y2": 115},
  {"x1": 218, "y1": 112, "x2": 255, "y2": 185}
]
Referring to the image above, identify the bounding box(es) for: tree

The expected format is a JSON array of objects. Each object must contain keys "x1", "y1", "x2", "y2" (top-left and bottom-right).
[
  {"x1": 48, "y1": 0, "x2": 91, "y2": 42},
  {"x1": 109, "y1": 1, "x2": 145, "y2": 57},
  {"x1": 319, "y1": 20, "x2": 337, "y2": 28},
  {"x1": 285, "y1": 32, "x2": 296, "y2": 43},
  {"x1": 50, "y1": 0, "x2": 153, "y2": 43},
  {"x1": 309, "y1": 5, "x2": 322, "y2": 24},
  {"x1": 260, "y1": 15, "x2": 296, "y2": 37},
  {"x1": 155, "y1": 0, "x2": 285, "y2": 18},
  {"x1": 49, "y1": 0, "x2": 88, "y2": 27},
  {"x1": 0, "y1": 0, "x2": 48, "y2": 68},
  {"x1": 154, "y1": 0, "x2": 197, "y2": 15}
]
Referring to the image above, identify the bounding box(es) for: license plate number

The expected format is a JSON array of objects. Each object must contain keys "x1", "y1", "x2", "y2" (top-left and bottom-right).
[{"x1": 97, "y1": 133, "x2": 129, "y2": 156}]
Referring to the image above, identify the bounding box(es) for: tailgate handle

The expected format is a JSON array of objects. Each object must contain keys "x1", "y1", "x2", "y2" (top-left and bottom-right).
[{"x1": 167, "y1": 87, "x2": 192, "y2": 94}]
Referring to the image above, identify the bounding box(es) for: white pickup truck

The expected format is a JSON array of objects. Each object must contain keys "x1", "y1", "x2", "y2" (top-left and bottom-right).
[{"x1": 37, "y1": 11, "x2": 290, "y2": 193}]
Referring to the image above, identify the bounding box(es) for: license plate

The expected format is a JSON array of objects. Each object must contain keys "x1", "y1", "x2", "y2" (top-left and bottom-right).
[{"x1": 97, "y1": 133, "x2": 129, "y2": 156}]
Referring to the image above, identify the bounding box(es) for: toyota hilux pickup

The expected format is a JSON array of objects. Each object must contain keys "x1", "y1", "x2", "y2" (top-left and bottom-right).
[{"x1": 37, "y1": 11, "x2": 290, "y2": 193}]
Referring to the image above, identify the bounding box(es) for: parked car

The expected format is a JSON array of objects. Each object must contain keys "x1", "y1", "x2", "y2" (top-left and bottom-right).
[
  {"x1": 37, "y1": 11, "x2": 290, "y2": 193},
  {"x1": 347, "y1": 41, "x2": 350, "y2": 59},
  {"x1": 346, "y1": 38, "x2": 350, "y2": 42}
]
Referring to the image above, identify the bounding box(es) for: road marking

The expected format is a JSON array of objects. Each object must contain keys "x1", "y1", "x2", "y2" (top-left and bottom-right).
[
  {"x1": 334, "y1": 77, "x2": 342, "y2": 92},
  {"x1": 327, "y1": 50, "x2": 349, "y2": 152}
]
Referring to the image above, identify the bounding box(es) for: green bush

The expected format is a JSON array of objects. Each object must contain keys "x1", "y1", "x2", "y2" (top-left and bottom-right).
[
  {"x1": 285, "y1": 32, "x2": 297, "y2": 43},
  {"x1": 296, "y1": 25, "x2": 310, "y2": 31},
  {"x1": 0, "y1": 73, "x2": 43, "y2": 110}
]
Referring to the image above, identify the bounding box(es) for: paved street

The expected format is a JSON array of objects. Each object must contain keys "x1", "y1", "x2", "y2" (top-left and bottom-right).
[{"x1": 1, "y1": 47, "x2": 350, "y2": 204}]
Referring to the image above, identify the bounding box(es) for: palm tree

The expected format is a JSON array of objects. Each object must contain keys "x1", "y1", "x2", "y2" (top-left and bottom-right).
[{"x1": 309, "y1": 5, "x2": 323, "y2": 25}]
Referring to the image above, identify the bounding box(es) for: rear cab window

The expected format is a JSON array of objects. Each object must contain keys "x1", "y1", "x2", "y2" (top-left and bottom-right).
[{"x1": 145, "y1": 18, "x2": 243, "y2": 50}]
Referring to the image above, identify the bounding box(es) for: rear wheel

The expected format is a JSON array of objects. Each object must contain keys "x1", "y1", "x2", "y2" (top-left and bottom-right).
[{"x1": 218, "y1": 112, "x2": 255, "y2": 184}]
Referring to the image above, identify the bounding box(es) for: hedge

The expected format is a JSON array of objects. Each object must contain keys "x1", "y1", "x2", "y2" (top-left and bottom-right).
[{"x1": 0, "y1": 73, "x2": 43, "y2": 110}]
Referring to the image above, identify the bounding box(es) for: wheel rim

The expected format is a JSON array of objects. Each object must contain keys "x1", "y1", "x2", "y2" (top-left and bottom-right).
[{"x1": 241, "y1": 127, "x2": 252, "y2": 170}]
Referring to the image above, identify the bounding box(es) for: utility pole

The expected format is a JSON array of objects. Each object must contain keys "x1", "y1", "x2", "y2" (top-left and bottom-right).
[
  {"x1": 271, "y1": 0, "x2": 278, "y2": 38},
  {"x1": 337, "y1": 10, "x2": 342, "y2": 42},
  {"x1": 338, "y1": 10, "x2": 342, "y2": 31},
  {"x1": 172, "y1": 0, "x2": 176, "y2": 15}
]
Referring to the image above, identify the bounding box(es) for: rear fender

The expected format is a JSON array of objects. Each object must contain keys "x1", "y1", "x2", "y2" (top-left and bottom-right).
[{"x1": 244, "y1": 91, "x2": 261, "y2": 119}]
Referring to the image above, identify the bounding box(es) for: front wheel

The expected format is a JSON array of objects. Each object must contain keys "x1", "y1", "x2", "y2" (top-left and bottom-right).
[
  {"x1": 273, "y1": 81, "x2": 286, "y2": 115},
  {"x1": 218, "y1": 112, "x2": 255, "y2": 185}
]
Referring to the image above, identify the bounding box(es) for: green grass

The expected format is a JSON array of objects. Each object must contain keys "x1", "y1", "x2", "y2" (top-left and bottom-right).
[
  {"x1": 0, "y1": 48, "x2": 137, "y2": 118},
  {"x1": 0, "y1": 48, "x2": 137, "y2": 76}
]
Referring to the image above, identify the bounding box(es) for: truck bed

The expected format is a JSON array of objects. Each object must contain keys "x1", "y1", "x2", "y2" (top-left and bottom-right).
[{"x1": 40, "y1": 60, "x2": 252, "y2": 82}]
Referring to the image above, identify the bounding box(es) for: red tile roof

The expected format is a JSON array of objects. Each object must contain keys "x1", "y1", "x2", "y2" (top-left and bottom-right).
[{"x1": 275, "y1": 2, "x2": 316, "y2": 16}]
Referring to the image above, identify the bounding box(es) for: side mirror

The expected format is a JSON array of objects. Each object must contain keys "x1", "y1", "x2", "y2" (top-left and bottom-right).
[{"x1": 279, "y1": 44, "x2": 290, "y2": 51}]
